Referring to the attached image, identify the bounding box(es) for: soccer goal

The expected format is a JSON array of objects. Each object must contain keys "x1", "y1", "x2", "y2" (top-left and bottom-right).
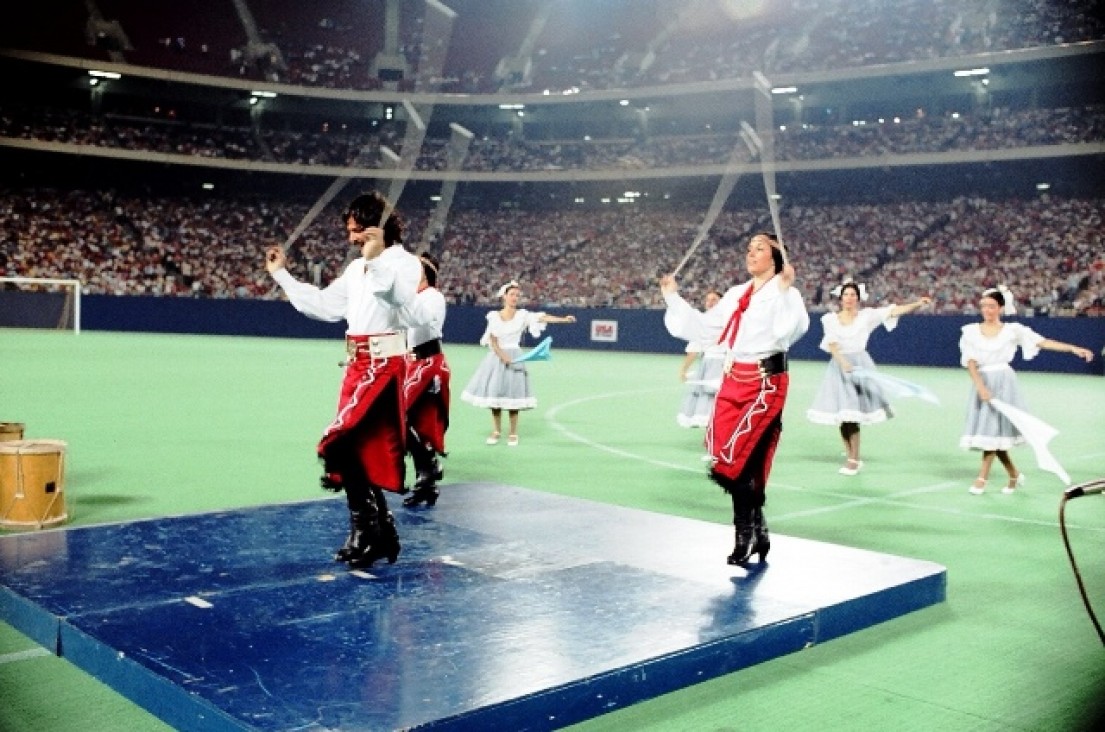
[{"x1": 0, "y1": 277, "x2": 82, "y2": 333}]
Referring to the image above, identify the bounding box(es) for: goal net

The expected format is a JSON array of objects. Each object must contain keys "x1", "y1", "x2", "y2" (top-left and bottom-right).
[{"x1": 0, "y1": 277, "x2": 81, "y2": 333}]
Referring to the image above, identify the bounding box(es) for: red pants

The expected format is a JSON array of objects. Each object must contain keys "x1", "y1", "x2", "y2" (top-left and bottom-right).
[
  {"x1": 706, "y1": 366, "x2": 789, "y2": 491},
  {"x1": 318, "y1": 355, "x2": 408, "y2": 492},
  {"x1": 403, "y1": 352, "x2": 450, "y2": 455}
]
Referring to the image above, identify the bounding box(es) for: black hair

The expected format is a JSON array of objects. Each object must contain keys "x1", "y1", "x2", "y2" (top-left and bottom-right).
[
  {"x1": 419, "y1": 252, "x2": 439, "y2": 288},
  {"x1": 982, "y1": 287, "x2": 1005, "y2": 306},
  {"x1": 838, "y1": 282, "x2": 862, "y2": 299},
  {"x1": 342, "y1": 191, "x2": 405, "y2": 246},
  {"x1": 753, "y1": 231, "x2": 784, "y2": 274}
]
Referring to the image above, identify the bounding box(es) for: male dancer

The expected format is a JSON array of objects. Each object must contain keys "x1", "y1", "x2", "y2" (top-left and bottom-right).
[
  {"x1": 402, "y1": 252, "x2": 450, "y2": 507},
  {"x1": 661, "y1": 232, "x2": 808, "y2": 565},
  {"x1": 265, "y1": 191, "x2": 423, "y2": 568}
]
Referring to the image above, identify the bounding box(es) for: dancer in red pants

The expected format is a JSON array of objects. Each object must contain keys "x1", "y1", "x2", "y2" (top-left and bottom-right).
[
  {"x1": 266, "y1": 191, "x2": 424, "y2": 569},
  {"x1": 661, "y1": 232, "x2": 809, "y2": 565}
]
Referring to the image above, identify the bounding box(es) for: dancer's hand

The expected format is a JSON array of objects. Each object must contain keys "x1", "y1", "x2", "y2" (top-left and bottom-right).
[
  {"x1": 265, "y1": 246, "x2": 286, "y2": 274},
  {"x1": 777, "y1": 263, "x2": 796, "y2": 291}
]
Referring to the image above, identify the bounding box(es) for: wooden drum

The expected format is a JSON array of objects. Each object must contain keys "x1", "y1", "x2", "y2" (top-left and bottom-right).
[
  {"x1": 0, "y1": 422, "x2": 25, "y2": 441},
  {"x1": 0, "y1": 439, "x2": 68, "y2": 530}
]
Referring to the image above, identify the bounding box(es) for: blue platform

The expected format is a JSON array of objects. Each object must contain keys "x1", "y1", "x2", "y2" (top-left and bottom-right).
[{"x1": 0, "y1": 484, "x2": 945, "y2": 731}]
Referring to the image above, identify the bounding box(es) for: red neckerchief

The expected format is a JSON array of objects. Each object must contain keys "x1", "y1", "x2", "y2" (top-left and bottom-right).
[{"x1": 718, "y1": 283, "x2": 755, "y2": 348}]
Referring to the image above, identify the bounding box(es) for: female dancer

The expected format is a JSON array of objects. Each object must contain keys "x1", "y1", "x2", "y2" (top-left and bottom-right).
[
  {"x1": 677, "y1": 289, "x2": 723, "y2": 428},
  {"x1": 460, "y1": 281, "x2": 575, "y2": 446},
  {"x1": 661, "y1": 232, "x2": 808, "y2": 566},
  {"x1": 806, "y1": 280, "x2": 931, "y2": 475},
  {"x1": 960, "y1": 286, "x2": 1093, "y2": 494}
]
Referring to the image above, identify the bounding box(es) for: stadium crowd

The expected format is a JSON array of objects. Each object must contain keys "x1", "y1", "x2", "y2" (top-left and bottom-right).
[
  {"x1": 3, "y1": 104, "x2": 1102, "y2": 172},
  {"x1": 2, "y1": 187, "x2": 1101, "y2": 316},
  {"x1": 16, "y1": 0, "x2": 1101, "y2": 93}
]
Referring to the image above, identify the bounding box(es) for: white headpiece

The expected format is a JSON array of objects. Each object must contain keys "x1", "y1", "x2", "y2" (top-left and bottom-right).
[
  {"x1": 830, "y1": 278, "x2": 868, "y2": 302},
  {"x1": 984, "y1": 285, "x2": 1016, "y2": 315},
  {"x1": 496, "y1": 280, "x2": 520, "y2": 298}
]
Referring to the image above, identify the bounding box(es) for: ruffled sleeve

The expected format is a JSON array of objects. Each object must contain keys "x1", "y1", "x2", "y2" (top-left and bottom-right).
[
  {"x1": 818, "y1": 312, "x2": 840, "y2": 353},
  {"x1": 958, "y1": 324, "x2": 980, "y2": 367},
  {"x1": 771, "y1": 286, "x2": 810, "y2": 348},
  {"x1": 478, "y1": 311, "x2": 496, "y2": 347},
  {"x1": 871, "y1": 305, "x2": 899, "y2": 333},
  {"x1": 523, "y1": 310, "x2": 549, "y2": 339},
  {"x1": 1012, "y1": 323, "x2": 1045, "y2": 361}
]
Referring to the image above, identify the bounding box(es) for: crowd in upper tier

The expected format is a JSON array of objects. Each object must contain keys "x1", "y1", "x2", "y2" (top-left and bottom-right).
[
  {"x1": 7, "y1": 0, "x2": 1103, "y2": 93},
  {"x1": 3, "y1": 103, "x2": 1102, "y2": 173}
]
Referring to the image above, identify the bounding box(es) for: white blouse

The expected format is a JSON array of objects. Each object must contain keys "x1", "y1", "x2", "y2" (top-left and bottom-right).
[
  {"x1": 663, "y1": 277, "x2": 808, "y2": 362},
  {"x1": 480, "y1": 309, "x2": 547, "y2": 350},
  {"x1": 959, "y1": 322, "x2": 1044, "y2": 369},
  {"x1": 819, "y1": 306, "x2": 898, "y2": 354}
]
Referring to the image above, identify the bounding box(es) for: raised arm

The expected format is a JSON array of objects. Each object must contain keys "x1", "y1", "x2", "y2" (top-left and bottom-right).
[{"x1": 889, "y1": 296, "x2": 932, "y2": 318}]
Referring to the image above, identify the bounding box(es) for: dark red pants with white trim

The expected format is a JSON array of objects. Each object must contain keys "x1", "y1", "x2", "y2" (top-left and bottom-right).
[
  {"x1": 319, "y1": 355, "x2": 407, "y2": 493},
  {"x1": 705, "y1": 366, "x2": 789, "y2": 500}
]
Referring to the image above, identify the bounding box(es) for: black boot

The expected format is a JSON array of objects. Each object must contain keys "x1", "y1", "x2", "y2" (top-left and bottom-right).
[
  {"x1": 403, "y1": 460, "x2": 441, "y2": 507},
  {"x1": 348, "y1": 489, "x2": 400, "y2": 568},
  {"x1": 378, "y1": 511, "x2": 402, "y2": 564},
  {"x1": 727, "y1": 507, "x2": 757, "y2": 566},
  {"x1": 404, "y1": 438, "x2": 443, "y2": 507},
  {"x1": 334, "y1": 508, "x2": 359, "y2": 562},
  {"x1": 752, "y1": 506, "x2": 771, "y2": 562}
]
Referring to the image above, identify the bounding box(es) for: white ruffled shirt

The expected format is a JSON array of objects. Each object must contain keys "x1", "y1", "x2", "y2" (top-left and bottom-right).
[
  {"x1": 272, "y1": 245, "x2": 423, "y2": 335},
  {"x1": 480, "y1": 309, "x2": 547, "y2": 349},
  {"x1": 819, "y1": 305, "x2": 899, "y2": 354},
  {"x1": 959, "y1": 322, "x2": 1044, "y2": 368},
  {"x1": 663, "y1": 277, "x2": 808, "y2": 362}
]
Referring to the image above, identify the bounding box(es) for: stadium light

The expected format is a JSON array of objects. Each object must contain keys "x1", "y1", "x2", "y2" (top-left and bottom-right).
[
  {"x1": 88, "y1": 70, "x2": 121, "y2": 79},
  {"x1": 771, "y1": 86, "x2": 797, "y2": 95},
  {"x1": 953, "y1": 68, "x2": 989, "y2": 77},
  {"x1": 250, "y1": 90, "x2": 277, "y2": 98}
]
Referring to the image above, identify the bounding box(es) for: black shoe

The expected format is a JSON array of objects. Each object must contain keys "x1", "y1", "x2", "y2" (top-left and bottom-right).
[
  {"x1": 402, "y1": 485, "x2": 440, "y2": 507},
  {"x1": 726, "y1": 524, "x2": 757, "y2": 565},
  {"x1": 334, "y1": 509, "x2": 358, "y2": 562}
]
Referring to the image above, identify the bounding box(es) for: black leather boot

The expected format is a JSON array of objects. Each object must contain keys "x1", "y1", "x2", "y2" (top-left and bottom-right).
[
  {"x1": 727, "y1": 507, "x2": 757, "y2": 565},
  {"x1": 403, "y1": 466, "x2": 441, "y2": 507},
  {"x1": 348, "y1": 489, "x2": 400, "y2": 568},
  {"x1": 752, "y1": 506, "x2": 771, "y2": 562},
  {"x1": 404, "y1": 439, "x2": 443, "y2": 507},
  {"x1": 334, "y1": 507, "x2": 359, "y2": 562}
]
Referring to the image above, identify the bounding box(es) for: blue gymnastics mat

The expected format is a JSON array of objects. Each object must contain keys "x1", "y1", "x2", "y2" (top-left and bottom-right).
[{"x1": 0, "y1": 483, "x2": 945, "y2": 730}]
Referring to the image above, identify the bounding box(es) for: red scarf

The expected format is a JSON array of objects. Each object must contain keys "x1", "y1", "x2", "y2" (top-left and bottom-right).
[{"x1": 718, "y1": 284, "x2": 754, "y2": 348}]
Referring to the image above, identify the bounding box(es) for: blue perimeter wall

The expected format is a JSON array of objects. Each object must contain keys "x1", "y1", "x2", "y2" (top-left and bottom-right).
[{"x1": 81, "y1": 295, "x2": 1105, "y2": 376}]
